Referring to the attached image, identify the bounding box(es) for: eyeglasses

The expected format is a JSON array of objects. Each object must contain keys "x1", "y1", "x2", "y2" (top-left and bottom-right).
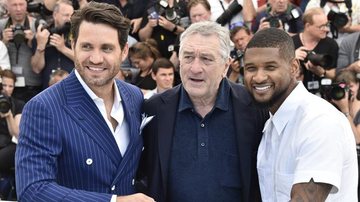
[{"x1": 315, "y1": 22, "x2": 330, "y2": 30}]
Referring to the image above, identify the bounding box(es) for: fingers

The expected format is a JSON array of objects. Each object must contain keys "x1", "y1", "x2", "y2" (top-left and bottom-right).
[{"x1": 116, "y1": 193, "x2": 155, "y2": 202}]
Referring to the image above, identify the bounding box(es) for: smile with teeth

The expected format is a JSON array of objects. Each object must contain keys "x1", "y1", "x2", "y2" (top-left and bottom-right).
[
  {"x1": 88, "y1": 66, "x2": 105, "y2": 71},
  {"x1": 254, "y1": 85, "x2": 272, "y2": 91}
]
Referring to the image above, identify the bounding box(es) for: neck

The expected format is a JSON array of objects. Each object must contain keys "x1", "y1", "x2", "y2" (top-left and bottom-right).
[
  {"x1": 92, "y1": 82, "x2": 115, "y2": 101},
  {"x1": 190, "y1": 95, "x2": 216, "y2": 118},
  {"x1": 300, "y1": 32, "x2": 319, "y2": 49}
]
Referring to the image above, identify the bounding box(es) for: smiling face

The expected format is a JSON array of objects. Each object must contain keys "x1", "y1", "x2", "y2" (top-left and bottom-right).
[
  {"x1": 179, "y1": 33, "x2": 229, "y2": 101},
  {"x1": 243, "y1": 47, "x2": 298, "y2": 112},
  {"x1": 72, "y1": 21, "x2": 128, "y2": 92}
]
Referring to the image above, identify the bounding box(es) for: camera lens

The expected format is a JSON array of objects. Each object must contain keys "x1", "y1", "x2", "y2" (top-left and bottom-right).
[{"x1": 331, "y1": 86, "x2": 346, "y2": 100}]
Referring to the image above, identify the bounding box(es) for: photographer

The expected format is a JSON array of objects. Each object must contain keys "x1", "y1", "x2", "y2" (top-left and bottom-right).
[
  {"x1": 330, "y1": 70, "x2": 360, "y2": 197},
  {"x1": 293, "y1": 8, "x2": 338, "y2": 95},
  {"x1": 0, "y1": 0, "x2": 41, "y2": 102},
  {"x1": 138, "y1": 0, "x2": 188, "y2": 58},
  {"x1": 306, "y1": 0, "x2": 360, "y2": 43},
  {"x1": 337, "y1": 31, "x2": 360, "y2": 73},
  {"x1": 31, "y1": 0, "x2": 74, "y2": 89},
  {"x1": 0, "y1": 69, "x2": 24, "y2": 175},
  {"x1": 252, "y1": 0, "x2": 304, "y2": 35},
  {"x1": 228, "y1": 25, "x2": 252, "y2": 83}
]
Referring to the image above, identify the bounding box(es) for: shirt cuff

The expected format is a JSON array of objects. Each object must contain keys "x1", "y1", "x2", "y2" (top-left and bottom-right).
[{"x1": 110, "y1": 194, "x2": 117, "y2": 202}]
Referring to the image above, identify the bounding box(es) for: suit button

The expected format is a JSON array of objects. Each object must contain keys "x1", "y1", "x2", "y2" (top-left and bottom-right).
[
  {"x1": 132, "y1": 179, "x2": 135, "y2": 185},
  {"x1": 86, "y1": 158, "x2": 93, "y2": 165},
  {"x1": 142, "y1": 147, "x2": 145, "y2": 151},
  {"x1": 111, "y1": 185, "x2": 115, "y2": 191}
]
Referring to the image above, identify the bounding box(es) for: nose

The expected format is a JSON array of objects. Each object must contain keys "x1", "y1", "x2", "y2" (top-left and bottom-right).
[
  {"x1": 89, "y1": 50, "x2": 104, "y2": 64},
  {"x1": 189, "y1": 58, "x2": 203, "y2": 73},
  {"x1": 252, "y1": 70, "x2": 268, "y2": 83}
]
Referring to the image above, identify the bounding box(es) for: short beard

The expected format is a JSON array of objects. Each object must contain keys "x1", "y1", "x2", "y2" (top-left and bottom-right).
[{"x1": 250, "y1": 85, "x2": 289, "y2": 111}]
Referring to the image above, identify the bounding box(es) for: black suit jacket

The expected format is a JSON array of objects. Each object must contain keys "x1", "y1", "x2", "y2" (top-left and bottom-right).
[{"x1": 137, "y1": 80, "x2": 268, "y2": 202}]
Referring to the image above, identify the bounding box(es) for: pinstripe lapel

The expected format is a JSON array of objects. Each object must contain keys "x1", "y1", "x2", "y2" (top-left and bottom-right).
[
  {"x1": 62, "y1": 72, "x2": 121, "y2": 166},
  {"x1": 112, "y1": 80, "x2": 141, "y2": 182}
]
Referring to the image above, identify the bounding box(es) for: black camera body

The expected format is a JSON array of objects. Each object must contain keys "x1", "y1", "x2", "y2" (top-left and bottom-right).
[
  {"x1": 0, "y1": 83, "x2": 11, "y2": 114},
  {"x1": 327, "y1": 10, "x2": 349, "y2": 29},
  {"x1": 321, "y1": 80, "x2": 348, "y2": 101},
  {"x1": 47, "y1": 22, "x2": 71, "y2": 36},
  {"x1": 147, "y1": 0, "x2": 181, "y2": 25},
  {"x1": 264, "y1": 16, "x2": 281, "y2": 28},
  {"x1": 303, "y1": 51, "x2": 333, "y2": 69},
  {"x1": 12, "y1": 24, "x2": 25, "y2": 45},
  {"x1": 230, "y1": 49, "x2": 244, "y2": 62},
  {"x1": 216, "y1": 0, "x2": 243, "y2": 26}
]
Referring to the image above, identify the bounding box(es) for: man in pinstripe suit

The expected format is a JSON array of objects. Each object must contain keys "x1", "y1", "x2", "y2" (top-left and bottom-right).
[{"x1": 15, "y1": 2, "x2": 154, "y2": 202}]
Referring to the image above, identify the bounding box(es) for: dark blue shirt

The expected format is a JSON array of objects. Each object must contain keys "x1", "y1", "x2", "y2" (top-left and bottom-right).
[{"x1": 168, "y1": 79, "x2": 241, "y2": 202}]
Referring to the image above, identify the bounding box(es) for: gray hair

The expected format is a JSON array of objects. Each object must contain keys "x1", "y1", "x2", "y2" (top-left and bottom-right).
[{"x1": 179, "y1": 21, "x2": 231, "y2": 62}]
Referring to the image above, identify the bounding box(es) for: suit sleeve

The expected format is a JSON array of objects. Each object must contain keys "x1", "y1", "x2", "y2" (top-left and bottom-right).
[{"x1": 15, "y1": 99, "x2": 113, "y2": 202}]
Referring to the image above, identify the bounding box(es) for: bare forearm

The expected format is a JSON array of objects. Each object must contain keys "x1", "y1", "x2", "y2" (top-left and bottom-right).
[
  {"x1": 59, "y1": 46, "x2": 74, "y2": 61},
  {"x1": 6, "y1": 114, "x2": 20, "y2": 138},
  {"x1": 138, "y1": 24, "x2": 153, "y2": 41},
  {"x1": 31, "y1": 51, "x2": 46, "y2": 74},
  {"x1": 242, "y1": 0, "x2": 256, "y2": 22},
  {"x1": 291, "y1": 178, "x2": 332, "y2": 202}
]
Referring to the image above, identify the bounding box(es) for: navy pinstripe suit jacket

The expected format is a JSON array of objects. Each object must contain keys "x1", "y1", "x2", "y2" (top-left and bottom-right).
[{"x1": 15, "y1": 71, "x2": 144, "y2": 201}]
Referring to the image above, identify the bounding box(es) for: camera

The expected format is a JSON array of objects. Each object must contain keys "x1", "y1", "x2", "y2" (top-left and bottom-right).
[
  {"x1": 47, "y1": 22, "x2": 71, "y2": 35},
  {"x1": 12, "y1": 24, "x2": 25, "y2": 45},
  {"x1": 230, "y1": 49, "x2": 243, "y2": 62},
  {"x1": 303, "y1": 51, "x2": 333, "y2": 69},
  {"x1": 216, "y1": 0, "x2": 243, "y2": 26},
  {"x1": 327, "y1": 10, "x2": 349, "y2": 29},
  {"x1": 147, "y1": 0, "x2": 181, "y2": 25},
  {"x1": 321, "y1": 80, "x2": 348, "y2": 101},
  {"x1": 264, "y1": 16, "x2": 281, "y2": 28},
  {"x1": 0, "y1": 82, "x2": 11, "y2": 114},
  {"x1": 27, "y1": 0, "x2": 53, "y2": 18}
]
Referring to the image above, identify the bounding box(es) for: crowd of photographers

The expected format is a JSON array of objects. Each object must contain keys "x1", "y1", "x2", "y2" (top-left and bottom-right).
[{"x1": 0, "y1": 0, "x2": 360, "y2": 200}]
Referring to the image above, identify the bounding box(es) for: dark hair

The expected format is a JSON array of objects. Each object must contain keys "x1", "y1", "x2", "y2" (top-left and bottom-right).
[
  {"x1": 70, "y1": 1, "x2": 130, "y2": 50},
  {"x1": 152, "y1": 58, "x2": 175, "y2": 75},
  {"x1": 187, "y1": 0, "x2": 211, "y2": 13},
  {"x1": 128, "y1": 39, "x2": 161, "y2": 60},
  {"x1": 246, "y1": 28, "x2": 295, "y2": 62},
  {"x1": 230, "y1": 25, "x2": 251, "y2": 40},
  {"x1": 1, "y1": 69, "x2": 16, "y2": 83}
]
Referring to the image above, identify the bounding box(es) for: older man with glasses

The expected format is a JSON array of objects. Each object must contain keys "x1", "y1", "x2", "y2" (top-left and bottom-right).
[{"x1": 292, "y1": 7, "x2": 338, "y2": 97}]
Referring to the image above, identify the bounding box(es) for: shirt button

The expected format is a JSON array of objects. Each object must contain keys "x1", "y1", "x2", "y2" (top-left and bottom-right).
[
  {"x1": 86, "y1": 158, "x2": 93, "y2": 165},
  {"x1": 200, "y1": 142, "x2": 205, "y2": 147},
  {"x1": 111, "y1": 185, "x2": 115, "y2": 191},
  {"x1": 200, "y1": 123, "x2": 205, "y2": 128}
]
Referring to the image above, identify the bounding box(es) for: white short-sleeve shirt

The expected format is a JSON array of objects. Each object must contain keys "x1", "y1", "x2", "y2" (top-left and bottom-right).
[{"x1": 257, "y1": 82, "x2": 358, "y2": 201}]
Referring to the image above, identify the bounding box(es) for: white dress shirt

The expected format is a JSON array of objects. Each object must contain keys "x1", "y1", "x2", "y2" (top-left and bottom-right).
[
  {"x1": 75, "y1": 70, "x2": 129, "y2": 156},
  {"x1": 257, "y1": 82, "x2": 358, "y2": 201}
]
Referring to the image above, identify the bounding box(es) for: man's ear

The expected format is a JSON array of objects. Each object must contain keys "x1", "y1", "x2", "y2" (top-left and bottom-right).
[
  {"x1": 121, "y1": 43, "x2": 129, "y2": 63},
  {"x1": 223, "y1": 57, "x2": 231, "y2": 78},
  {"x1": 291, "y1": 58, "x2": 300, "y2": 77}
]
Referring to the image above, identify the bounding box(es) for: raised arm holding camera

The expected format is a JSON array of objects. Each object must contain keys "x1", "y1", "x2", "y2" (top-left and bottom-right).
[
  {"x1": 292, "y1": 8, "x2": 338, "y2": 96},
  {"x1": 0, "y1": 69, "x2": 24, "y2": 177},
  {"x1": 0, "y1": 0, "x2": 41, "y2": 102},
  {"x1": 31, "y1": 0, "x2": 74, "y2": 89},
  {"x1": 252, "y1": 0, "x2": 304, "y2": 35},
  {"x1": 138, "y1": 0, "x2": 188, "y2": 58}
]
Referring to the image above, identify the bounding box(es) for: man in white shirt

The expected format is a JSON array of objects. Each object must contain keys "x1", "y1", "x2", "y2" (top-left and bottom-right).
[
  {"x1": 243, "y1": 27, "x2": 358, "y2": 201},
  {"x1": 144, "y1": 58, "x2": 175, "y2": 99}
]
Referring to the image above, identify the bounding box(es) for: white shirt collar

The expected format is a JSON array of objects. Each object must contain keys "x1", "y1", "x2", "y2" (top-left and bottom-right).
[
  {"x1": 271, "y1": 82, "x2": 305, "y2": 136},
  {"x1": 74, "y1": 69, "x2": 122, "y2": 102}
]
